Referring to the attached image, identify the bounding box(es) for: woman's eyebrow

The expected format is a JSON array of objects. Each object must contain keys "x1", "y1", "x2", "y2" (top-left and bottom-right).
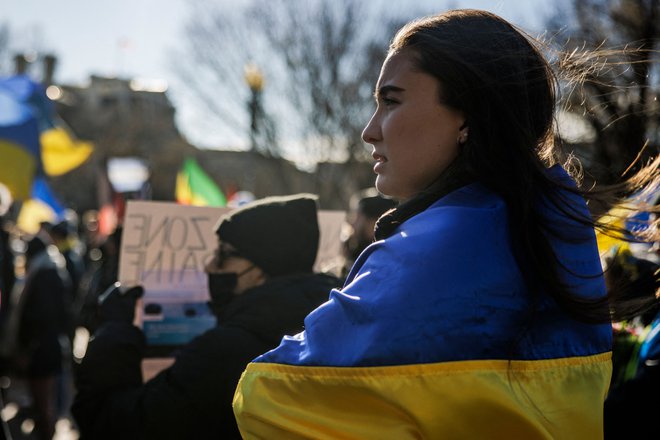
[{"x1": 374, "y1": 84, "x2": 405, "y2": 98}]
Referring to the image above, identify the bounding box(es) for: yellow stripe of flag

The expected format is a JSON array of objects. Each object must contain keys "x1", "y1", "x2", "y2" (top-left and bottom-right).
[{"x1": 234, "y1": 353, "x2": 611, "y2": 439}]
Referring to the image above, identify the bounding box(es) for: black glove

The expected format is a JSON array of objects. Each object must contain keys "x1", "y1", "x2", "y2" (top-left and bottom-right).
[{"x1": 97, "y1": 282, "x2": 144, "y2": 324}]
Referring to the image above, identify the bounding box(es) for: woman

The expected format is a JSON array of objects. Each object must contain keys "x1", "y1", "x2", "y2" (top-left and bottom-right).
[{"x1": 234, "y1": 10, "x2": 658, "y2": 438}]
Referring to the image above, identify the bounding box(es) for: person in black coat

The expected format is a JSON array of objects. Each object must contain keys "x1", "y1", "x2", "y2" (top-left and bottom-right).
[
  {"x1": 16, "y1": 236, "x2": 71, "y2": 440},
  {"x1": 72, "y1": 194, "x2": 340, "y2": 439}
]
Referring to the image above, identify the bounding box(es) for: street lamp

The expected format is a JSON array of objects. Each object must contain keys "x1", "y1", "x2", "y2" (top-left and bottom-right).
[{"x1": 244, "y1": 63, "x2": 264, "y2": 152}]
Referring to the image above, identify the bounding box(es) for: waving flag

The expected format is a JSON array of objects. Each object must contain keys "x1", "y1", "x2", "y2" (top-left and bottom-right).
[
  {"x1": 41, "y1": 126, "x2": 94, "y2": 176},
  {"x1": 596, "y1": 181, "x2": 660, "y2": 254},
  {"x1": 0, "y1": 75, "x2": 43, "y2": 200},
  {"x1": 16, "y1": 176, "x2": 66, "y2": 234},
  {"x1": 0, "y1": 75, "x2": 93, "y2": 201},
  {"x1": 175, "y1": 158, "x2": 226, "y2": 207}
]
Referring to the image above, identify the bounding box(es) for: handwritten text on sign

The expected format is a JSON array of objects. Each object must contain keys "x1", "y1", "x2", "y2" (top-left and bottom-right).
[
  {"x1": 119, "y1": 201, "x2": 345, "y2": 294},
  {"x1": 119, "y1": 200, "x2": 345, "y2": 349},
  {"x1": 119, "y1": 202, "x2": 227, "y2": 292}
]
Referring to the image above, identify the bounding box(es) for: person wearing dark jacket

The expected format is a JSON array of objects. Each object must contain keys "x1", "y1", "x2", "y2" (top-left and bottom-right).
[
  {"x1": 72, "y1": 194, "x2": 340, "y2": 439},
  {"x1": 15, "y1": 236, "x2": 71, "y2": 440}
]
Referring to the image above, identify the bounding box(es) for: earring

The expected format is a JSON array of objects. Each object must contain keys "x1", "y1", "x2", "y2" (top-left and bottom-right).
[{"x1": 458, "y1": 131, "x2": 468, "y2": 145}]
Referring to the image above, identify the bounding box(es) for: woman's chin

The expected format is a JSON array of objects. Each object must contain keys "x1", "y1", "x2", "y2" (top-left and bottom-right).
[{"x1": 375, "y1": 177, "x2": 396, "y2": 200}]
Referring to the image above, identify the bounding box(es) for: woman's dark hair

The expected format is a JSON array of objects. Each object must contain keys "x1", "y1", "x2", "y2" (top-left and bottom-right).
[{"x1": 375, "y1": 9, "x2": 659, "y2": 324}]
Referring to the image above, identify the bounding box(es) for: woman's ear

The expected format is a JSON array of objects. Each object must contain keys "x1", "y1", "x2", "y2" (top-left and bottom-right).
[{"x1": 458, "y1": 122, "x2": 469, "y2": 144}]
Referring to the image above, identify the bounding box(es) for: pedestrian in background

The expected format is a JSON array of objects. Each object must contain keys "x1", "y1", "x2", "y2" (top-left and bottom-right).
[
  {"x1": 12, "y1": 236, "x2": 70, "y2": 440},
  {"x1": 72, "y1": 194, "x2": 340, "y2": 439},
  {"x1": 341, "y1": 188, "x2": 396, "y2": 276}
]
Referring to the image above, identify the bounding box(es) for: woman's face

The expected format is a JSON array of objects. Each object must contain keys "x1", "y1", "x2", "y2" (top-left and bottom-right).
[{"x1": 362, "y1": 51, "x2": 466, "y2": 202}]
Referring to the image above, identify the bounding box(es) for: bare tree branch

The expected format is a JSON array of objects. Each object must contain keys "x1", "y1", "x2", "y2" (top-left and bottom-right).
[
  {"x1": 548, "y1": 0, "x2": 659, "y2": 182},
  {"x1": 172, "y1": 0, "x2": 430, "y2": 164}
]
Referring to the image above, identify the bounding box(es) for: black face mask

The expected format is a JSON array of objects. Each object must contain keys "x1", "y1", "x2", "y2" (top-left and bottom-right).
[{"x1": 207, "y1": 265, "x2": 255, "y2": 318}]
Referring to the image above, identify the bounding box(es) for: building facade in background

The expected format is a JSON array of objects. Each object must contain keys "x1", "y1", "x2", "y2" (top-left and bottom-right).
[{"x1": 51, "y1": 73, "x2": 373, "y2": 212}]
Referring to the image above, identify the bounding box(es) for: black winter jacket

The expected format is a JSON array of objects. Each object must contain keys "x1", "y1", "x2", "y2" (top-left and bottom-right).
[{"x1": 72, "y1": 273, "x2": 340, "y2": 439}]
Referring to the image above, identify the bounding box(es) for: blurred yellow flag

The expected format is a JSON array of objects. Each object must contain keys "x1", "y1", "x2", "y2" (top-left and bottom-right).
[
  {"x1": 40, "y1": 127, "x2": 94, "y2": 176},
  {"x1": 595, "y1": 205, "x2": 633, "y2": 255},
  {"x1": 16, "y1": 199, "x2": 58, "y2": 234}
]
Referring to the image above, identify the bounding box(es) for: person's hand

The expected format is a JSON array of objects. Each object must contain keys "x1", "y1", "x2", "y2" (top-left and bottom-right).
[{"x1": 97, "y1": 282, "x2": 144, "y2": 324}]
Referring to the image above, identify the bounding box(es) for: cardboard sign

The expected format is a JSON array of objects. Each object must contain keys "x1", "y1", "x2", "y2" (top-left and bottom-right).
[
  {"x1": 119, "y1": 201, "x2": 227, "y2": 349},
  {"x1": 315, "y1": 209, "x2": 346, "y2": 275},
  {"x1": 119, "y1": 200, "x2": 345, "y2": 351}
]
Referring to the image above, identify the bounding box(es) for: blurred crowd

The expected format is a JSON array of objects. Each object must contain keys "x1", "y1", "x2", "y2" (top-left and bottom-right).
[
  {"x1": 0, "y1": 184, "x2": 656, "y2": 439},
  {"x1": 0, "y1": 188, "x2": 396, "y2": 439},
  {"x1": 0, "y1": 204, "x2": 125, "y2": 439}
]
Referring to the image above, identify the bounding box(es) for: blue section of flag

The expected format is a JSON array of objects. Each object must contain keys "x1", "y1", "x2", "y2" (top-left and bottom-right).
[
  {"x1": 0, "y1": 75, "x2": 48, "y2": 170},
  {"x1": 0, "y1": 83, "x2": 34, "y2": 125},
  {"x1": 624, "y1": 182, "x2": 660, "y2": 236},
  {"x1": 31, "y1": 176, "x2": 65, "y2": 219},
  {"x1": 0, "y1": 74, "x2": 55, "y2": 130},
  {"x1": 256, "y1": 166, "x2": 611, "y2": 368}
]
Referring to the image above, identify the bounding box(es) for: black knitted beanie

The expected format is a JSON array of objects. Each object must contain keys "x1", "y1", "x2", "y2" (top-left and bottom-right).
[{"x1": 214, "y1": 194, "x2": 320, "y2": 276}]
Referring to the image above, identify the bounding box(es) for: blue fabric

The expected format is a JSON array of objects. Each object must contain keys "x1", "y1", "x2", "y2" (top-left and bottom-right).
[
  {"x1": 31, "y1": 176, "x2": 65, "y2": 219},
  {"x1": 0, "y1": 75, "x2": 55, "y2": 131},
  {"x1": 0, "y1": 75, "x2": 49, "y2": 168},
  {"x1": 256, "y1": 169, "x2": 611, "y2": 367},
  {"x1": 639, "y1": 314, "x2": 660, "y2": 363},
  {"x1": 625, "y1": 182, "x2": 660, "y2": 238}
]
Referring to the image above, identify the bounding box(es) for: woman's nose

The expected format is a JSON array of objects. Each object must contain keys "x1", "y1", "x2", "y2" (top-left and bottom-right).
[{"x1": 362, "y1": 113, "x2": 381, "y2": 144}]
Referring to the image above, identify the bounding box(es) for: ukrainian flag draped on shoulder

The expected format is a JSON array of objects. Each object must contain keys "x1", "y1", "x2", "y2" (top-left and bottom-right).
[{"x1": 234, "y1": 167, "x2": 612, "y2": 439}]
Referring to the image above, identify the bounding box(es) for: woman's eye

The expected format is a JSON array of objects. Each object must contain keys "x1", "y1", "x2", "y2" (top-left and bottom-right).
[{"x1": 380, "y1": 98, "x2": 399, "y2": 108}]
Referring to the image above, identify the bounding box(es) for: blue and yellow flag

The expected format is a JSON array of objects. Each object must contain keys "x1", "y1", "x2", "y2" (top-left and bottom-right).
[
  {"x1": 0, "y1": 75, "x2": 93, "y2": 201},
  {"x1": 0, "y1": 75, "x2": 43, "y2": 200},
  {"x1": 16, "y1": 176, "x2": 66, "y2": 234},
  {"x1": 41, "y1": 126, "x2": 94, "y2": 176},
  {"x1": 596, "y1": 181, "x2": 660, "y2": 255},
  {"x1": 234, "y1": 168, "x2": 612, "y2": 439}
]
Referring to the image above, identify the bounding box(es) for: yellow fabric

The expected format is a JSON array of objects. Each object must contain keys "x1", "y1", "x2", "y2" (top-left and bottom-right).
[
  {"x1": 17, "y1": 198, "x2": 58, "y2": 234},
  {"x1": 0, "y1": 140, "x2": 37, "y2": 200},
  {"x1": 175, "y1": 171, "x2": 192, "y2": 204},
  {"x1": 595, "y1": 205, "x2": 633, "y2": 254},
  {"x1": 234, "y1": 353, "x2": 611, "y2": 440},
  {"x1": 175, "y1": 159, "x2": 226, "y2": 206},
  {"x1": 40, "y1": 127, "x2": 93, "y2": 176},
  {"x1": 175, "y1": 171, "x2": 216, "y2": 206}
]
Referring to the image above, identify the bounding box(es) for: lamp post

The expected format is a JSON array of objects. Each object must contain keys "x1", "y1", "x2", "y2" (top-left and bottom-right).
[{"x1": 244, "y1": 63, "x2": 264, "y2": 152}]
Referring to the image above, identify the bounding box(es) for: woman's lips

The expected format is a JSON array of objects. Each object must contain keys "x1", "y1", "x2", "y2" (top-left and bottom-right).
[{"x1": 373, "y1": 153, "x2": 387, "y2": 173}]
